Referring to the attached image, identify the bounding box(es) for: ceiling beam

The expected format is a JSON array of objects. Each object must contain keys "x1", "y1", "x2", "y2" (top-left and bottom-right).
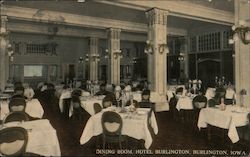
[{"x1": 97, "y1": 0, "x2": 234, "y2": 26}]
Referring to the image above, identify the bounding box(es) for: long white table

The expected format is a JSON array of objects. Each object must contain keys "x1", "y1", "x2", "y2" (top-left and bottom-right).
[
  {"x1": 80, "y1": 107, "x2": 158, "y2": 149},
  {"x1": 1, "y1": 119, "x2": 61, "y2": 156},
  {"x1": 0, "y1": 99, "x2": 44, "y2": 120},
  {"x1": 198, "y1": 105, "x2": 249, "y2": 143}
]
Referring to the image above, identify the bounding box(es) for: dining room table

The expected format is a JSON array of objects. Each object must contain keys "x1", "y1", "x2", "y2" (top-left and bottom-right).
[
  {"x1": 132, "y1": 91, "x2": 169, "y2": 112},
  {"x1": 0, "y1": 119, "x2": 61, "y2": 156},
  {"x1": 0, "y1": 98, "x2": 44, "y2": 120},
  {"x1": 197, "y1": 105, "x2": 249, "y2": 143},
  {"x1": 68, "y1": 95, "x2": 104, "y2": 117},
  {"x1": 80, "y1": 106, "x2": 158, "y2": 149},
  {"x1": 176, "y1": 95, "x2": 194, "y2": 111}
]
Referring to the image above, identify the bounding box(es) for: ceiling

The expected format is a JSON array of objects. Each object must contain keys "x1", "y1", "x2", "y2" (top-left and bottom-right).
[
  {"x1": 183, "y1": 0, "x2": 234, "y2": 12},
  {"x1": 4, "y1": 0, "x2": 231, "y2": 34}
]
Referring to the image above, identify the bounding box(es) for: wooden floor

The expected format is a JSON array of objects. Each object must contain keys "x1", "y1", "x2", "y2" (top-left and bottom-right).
[{"x1": 37, "y1": 94, "x2": 247, "y2": 157}]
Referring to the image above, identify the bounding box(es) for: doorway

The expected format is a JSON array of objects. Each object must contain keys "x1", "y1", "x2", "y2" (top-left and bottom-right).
[{"x1": 198, "y1": 59, "x2": 220, "y2": 89}]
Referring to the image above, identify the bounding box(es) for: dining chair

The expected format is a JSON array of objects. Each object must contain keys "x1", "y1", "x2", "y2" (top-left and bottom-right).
[
  {"x1": 192, "y1": 95, "x2": 207, "y2": 132},
  {"x1": 102, "y1": 95, "x2": 113, "y2": 108},
  {"x1": 14, "y1": 86, "x2": 25, "y2": 97},
  {"x1": 138, "y1": 101, "x2": 155, "y2": 131},
  {"x1": 101, "y1": 111, "x2": 126, "y2": 149},
  {"x1": 8, "y1": 97, "x2": 27, "y2": 112},
  {"x1": 232, "y1": 113, "x2": 250, "y2": 150},
  {"x1": 138, "y1": 102, "x2": 155, "y2": 112},
  {"x1": 141, "y1": 89, "x2": 150, "y2": 102},
  {"x1": 207, "y1": 98, "x2": 219, "y2": 107},
  {"x1": 62, "y1": 98, "x2": 71, "y2": 119},
  {"x1": 169, "y1": 95, "x2": 178, "y2": 121},
  {"x1": 3, "y1": 111, "x2": 29, "y2": 124},
  {"x1": 0, "y1": 127, "x2": 28, "y2": 156},
  {"x1": 175, "y1": 87, "x2": 184, "y2": 95},
  {"x1": 71, "y1": 94, "x2": 84, "y2": 121},
  {"x1": 46, "y1": 83, "x2": 56, "y2": 105},
  {"x1": 94, "y1": 103, "x2": 102, "y2": 114},
  {"x1": 125, "y1": 100, "x2": 138, "y2": 108}
]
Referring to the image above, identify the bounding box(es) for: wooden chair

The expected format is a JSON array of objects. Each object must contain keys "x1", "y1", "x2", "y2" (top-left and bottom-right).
[
  {"x1": 0, "y1": 127, "x2": 28, "y2": 156},
  {"x1": 3, "y1": 111, "x2": 29, "y2": 124},
  {"x1": 8, "y1": 97, "x2": 26, "y2": 112},
  {"x1": 101, "y1": 111, "x2": 126, "y2": 149},
  {"x1": 192, "y1": 95, "x2": 207, "y2": 133},
  {"x1": 207, "y1": 99, "x2": 219, "y2": 107},
  {"x1": 71, "y1": 94, "x2": 84, "y2": 121},
  {"x1": 125, "y1": 100, "x2": 139, "y2": 108},
  {"x1": 94, "y1": 103, "x2": 102, "y2": 114}
]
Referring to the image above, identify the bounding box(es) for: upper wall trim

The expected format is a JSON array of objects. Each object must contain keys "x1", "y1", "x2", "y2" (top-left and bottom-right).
[{"x1": 98, "y1": 0, "x2": 234, "y2": 26}]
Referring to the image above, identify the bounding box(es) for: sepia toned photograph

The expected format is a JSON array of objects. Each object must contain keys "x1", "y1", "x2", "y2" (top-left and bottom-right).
[{"x1": 0, "y1": 0, "x2": 250, "y2": 156}]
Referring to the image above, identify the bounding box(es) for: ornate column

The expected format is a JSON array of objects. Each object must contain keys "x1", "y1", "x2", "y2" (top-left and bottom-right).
[
  {"x1": 145, "y1": 8, "x2": 168, "y2": 94},
  {"x1": 107, "y1": 28, "x2": 121, "y2": 85},
  {"x1": 234, "y1": 0, "x2": 250, "y2": 108},
  {"x1": 89, "y1": 37, "x2": 99, "y2": 81},
  {"x1": 0, "y1": 15, "x2": 9, "y2": 91}
]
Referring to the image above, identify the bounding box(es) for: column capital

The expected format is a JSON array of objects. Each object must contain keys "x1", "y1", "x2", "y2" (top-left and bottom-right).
[
  {"x1": 0, "y1": 15, "x2": 8, "y2": 34},
  {"x1": 145, "y1": 8, "x2": 169, "y2": 26},
  {"x1": 106, "y1": 28, "x2": 121, "y2": 40}
]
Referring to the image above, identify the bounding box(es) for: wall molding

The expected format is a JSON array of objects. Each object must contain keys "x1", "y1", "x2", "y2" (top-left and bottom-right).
[
  {"x1": 98, "y1": 0, "x2": 234, "y2": 26},
  {"x1": 3, "y1": 5, "x2": 187, "y2": 39}
]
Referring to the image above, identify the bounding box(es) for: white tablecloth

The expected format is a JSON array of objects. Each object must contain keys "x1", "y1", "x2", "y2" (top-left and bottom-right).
[
  {"x1": 176, "y1": 96, "x2": 193, "y2": 111},
  {"x1": 55, "y1": 85, "x2": 64, "y2": 98},
  {"x1": 80, "y1": 98, "x2": 103, "y2": 116},
  {"x1": 68, "y1": 96, "x2": 104, "y2": 117},
  {"x1": 0, "y1": 99, "x2": 44, "y2": 120},
  {"x1": 1, "y1": 119, "x2": 61, "y2": 156},
  {"x1": 197, "y1": 105, "x2": 249, "y2": 143},
  {"x1": 133, "y1": 92, "x2": 169, "y2": 112},
  {"x1": 80, "y1": 107, "x2": 158, "y2": 149}
]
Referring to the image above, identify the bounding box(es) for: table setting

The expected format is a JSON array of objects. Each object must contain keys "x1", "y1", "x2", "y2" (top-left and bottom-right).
[
  {"x1": 80, "y1": 106, "x2": 158, "y2": 149},
  {"x1": 0, "y1": 119, "x2": 61, "y2": 156},
  {"x1": 198, "y1": 104, "x2": 250, "y2": 143},
  {"x1": 0, "y1": 98, "x2": 44, "y2": 120}
]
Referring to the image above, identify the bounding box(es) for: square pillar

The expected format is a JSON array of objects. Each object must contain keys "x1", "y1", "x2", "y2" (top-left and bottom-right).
[
  {"x1": 107, "y1": 28, "x2": 121, "y2": 85},
  {"x1": 89, "y1": 37, "x2": 99, "y2": 81},
  {"x1": 234, "y1": 0, "x2": 250, "y2": 108},
  {"x1": 0, "y1": 15, "x2": 9, "y2": 91},
  {"x1": 145, "y1": 8, "x2": 169, "y2": 94}
]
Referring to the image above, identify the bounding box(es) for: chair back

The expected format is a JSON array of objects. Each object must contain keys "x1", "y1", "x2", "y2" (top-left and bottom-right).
[
  {"x1": 94, "y1": 103, "x2": 102, "y2": 114},
  {"x1": 71, "y1": 90, "x2": 81, "y2": 109},
  {"x1": 14, "y1": 86, "x2": 24, "y2": 96},
  {"x1": 175, "y1": 87, "x2": 183, "y2": 95},
  {"x1": 207, "y1": 99, "x2": 219, "y2": 107},
  {"x1": 3, "y1": 112, "x2": 29, "y2": 124},
  {"x1": 101, "y1": 111, "x2": 122, "y2": 136},
  {"x1": 102, "y1": 95, "x2": 113, "y2": 108},
  {"x1": 193, "y1": 95, "x2": 207, "y2": 109},
  {"x1": 125, "y1": 100, "x2": 139, "y2": 108},
  {"x1": 9, "y1": 98, "x2": 26, "y2": 112},
  {"x1": 138, "y1": 102, "x2": 155, "y2": 112},
  {"x1": 0, "y1": 127, "x2": 28, "y2": 156},
  {"x1": 62, "y1": 98, "x2": 71, "y2": 117},
  {"x1": 141, "y1": 89, "x2": 150, "y2": 102},
  {"x1": 72, "y1": 89, "x2": 82, "y2": 97}
]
